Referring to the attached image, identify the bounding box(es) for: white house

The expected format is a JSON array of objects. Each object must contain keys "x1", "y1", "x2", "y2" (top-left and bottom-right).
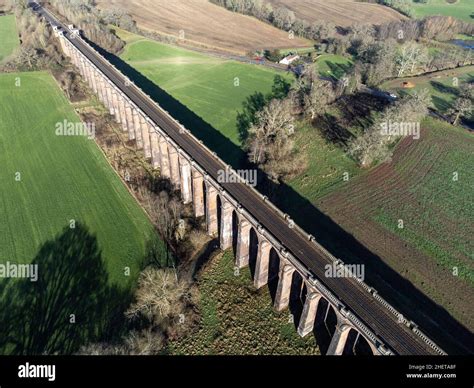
[{"x1": 279, "y1": 54, "x2": 300, "y2": 66}]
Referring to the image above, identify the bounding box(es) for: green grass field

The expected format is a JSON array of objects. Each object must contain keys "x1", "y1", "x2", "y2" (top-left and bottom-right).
[
  {"x1": 409, "y1": 0, "x2": 474, "y2": 22},
  {"x1": 315, "y1": 54, "x2": 353, "y2": 80},
  {"x1": 287, "y1": 122, "x2": 359, "y2": 202},
  {"x1": 0, "y1": 14, "x2": 19, "y2": 62},
  {"x1": 118, "y1": 29, "x2": 291, "y2": 150},
  {"x1": 0, "y1": 71, "x2": 158, "y2": 285},
  {"x1": 381, "y1": 65, "x2": 474, "y2": 113}
]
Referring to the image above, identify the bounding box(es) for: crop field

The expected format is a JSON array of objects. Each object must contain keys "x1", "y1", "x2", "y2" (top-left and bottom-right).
[
  {"x1": 0, "y1": 71, "x2": 157, "y2": 284},
  {"x1": 317, "y1": 118, "x2": 474, "y2": 330},
  {"x1": 169, "y1": 251, "x2": 319, "y2": 355},
  {"x1": 0, "y1": 72, "x2": 164, "y2": 353},
  {"x1": 117, "y1": 29, "x2": 292, "y2": 165},
  {"x1": 96, "y1": 0, "x2": 310, "y2": 55},
  {"x1": 381, "y1": 65, "x2": 474, "y2": 114},
  {"x1": 267, "y1": 0, "x2": 405, "y2": 26},
  {"x1": 0, "y1": 14, "x2": 19, "y2": 62},
  {"x1": 408, "y1": 0, "x2": 474, "y2": 22}
]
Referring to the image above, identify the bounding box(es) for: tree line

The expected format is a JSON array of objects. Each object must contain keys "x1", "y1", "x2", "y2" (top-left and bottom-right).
[{"x1": 210, "y1": 0, "x2": 473, "y2": 43}]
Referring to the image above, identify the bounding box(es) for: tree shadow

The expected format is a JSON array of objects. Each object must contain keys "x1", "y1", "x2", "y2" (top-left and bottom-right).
[
  {"x1": 432, "y1": 95, "x2": 453, "y2": 112},
  {"x1": 337, "y1": 93, "x2": 390, "y2": 129},
  {"x1": 143, "y1": 231, "x2": 175, "y2": 269},
  {"x1": 88, "y1": 41, "x2": 474, "y2": 355},
  {"x1": 316, "y1": 92, "x2": 390, "y2": 146},
  {"x1": 237, "y1": 91, "x2": 266, "y2": 143},
  {"x1": 0, "y1": 223, "x2": 131, "y2": 355},
  {"x1": 326, "y1": 61, "x2": 352, "y2": 80},
  {"x1": 318, "y1": 113, "x2": 354, "y2": 146},
  {"x1": 430, "y1": 80, "x2": 460, "y2": 97},
  {"x1": 192, "y1": 238, "x2": 220, "y2": 280}
]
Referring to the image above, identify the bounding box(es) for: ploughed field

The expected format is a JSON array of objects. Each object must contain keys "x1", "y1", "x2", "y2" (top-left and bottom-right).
[
  {"x1": 267, "y1": 0, "x2": 405, "y2": 26},
  {"x1": 316, "y1": 118, "x2": 474, "y2": 332},
  {"x1": 96, "y1": 0, "x2": 310, "y2": 55}
]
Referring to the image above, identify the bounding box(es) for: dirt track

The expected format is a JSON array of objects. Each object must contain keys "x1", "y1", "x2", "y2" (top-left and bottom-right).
[
  {"x1": 268, "y1": 0, "x2": 406, "y2": 26},
  {"x1": 96, "y1": 0, "x2": 311, "y2": 55}
]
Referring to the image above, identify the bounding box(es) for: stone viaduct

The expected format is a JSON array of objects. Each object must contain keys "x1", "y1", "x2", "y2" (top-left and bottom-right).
[{"x1": 51, "y1": 22, "x2": 446, "y2": 356}]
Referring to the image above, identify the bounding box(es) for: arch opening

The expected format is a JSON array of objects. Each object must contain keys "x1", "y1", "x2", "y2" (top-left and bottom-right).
[
  {"x1": 289, "y1": 271, "x2": 306, "y2": 327},
  {"x1": 216, "y1": 194, "x2": 222, "y2": 242},
  {"x1": 267, "y1": 248, "x2": 280, "y2": 302},
  {"x1": 231, "y1": 211, "x2": 238, "y2": 256},
  {"x1": 248, "y1": 227, "x2": 259, "y2": 279},
  {"x1": 312, "y1": 298, "x2": 338, "y2": 353}
]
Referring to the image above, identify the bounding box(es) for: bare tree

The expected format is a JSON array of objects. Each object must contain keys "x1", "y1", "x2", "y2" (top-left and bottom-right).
[
  {"x1": 246, "y1": 98, "x2": 294, "y2": 165},
  {"x1": 139, "y1": 189, "x2": 184, "y2": 262},
  {"x1": 303, "y1": 79, "x2": 336, "y2": 120},
  {"x1": 347, "y1": 128, "x2": 388, "y2": 168},
  {"x1": 310, "y1": 20, "x2": 336, "y2": 41},
  {"x1": 396, "y1": 42, "x2": 429, "y2": 77},
  {"x1": 448, "y1": 97, "x2": 472, "y2": 126},
  {"x1": 272, "y1": 6, "x2": 295, "y2": 31},
  {"x1": 77, "y1": 329, "x2": 165, "y2": 355},
  {"x1": 245, "y1": 98, "x2": 304, "y2": 181},
  {"x1": 125, "y1": 267, "x2": 187, "y2": 327}
]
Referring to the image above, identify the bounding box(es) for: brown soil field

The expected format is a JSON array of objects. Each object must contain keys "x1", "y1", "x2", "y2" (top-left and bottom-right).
[
  {"x1": 315, "y1": 125, "x2": 473, "y2": 353},
  {"x1": 268, "y1": 0, "x2": 406, "y2": 26},
  {"x1": 96, "y1": 0, "x2": 311, "y2": 55}
]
